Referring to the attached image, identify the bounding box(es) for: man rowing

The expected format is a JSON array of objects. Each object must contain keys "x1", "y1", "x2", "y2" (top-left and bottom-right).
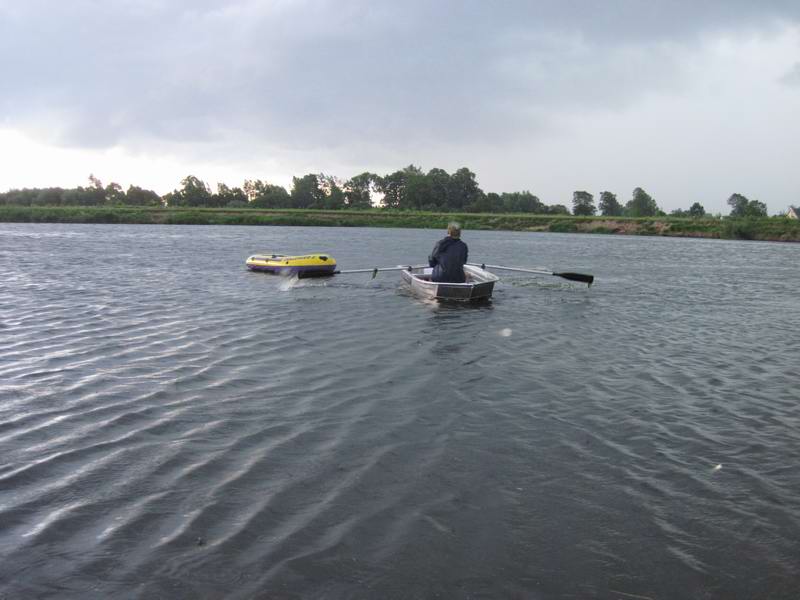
[{"x1": 428, "y1": 222, "x2": 468, "y2": 283}]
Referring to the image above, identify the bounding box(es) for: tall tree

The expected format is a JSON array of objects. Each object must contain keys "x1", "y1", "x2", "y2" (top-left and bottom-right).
[
  {"x1": 344, "y1": 172, "x2": 376, "y2": 209},
  {"x1": 244, "y1": 179, "x2": 290, "y2": 208},
  {"x1": 727, "y1": 193, "x2": 750, "y2": 217},
  {"x1": 125, "y1": 185, "x2": 161, "y2": 206},
  {"x1": 214, "y1": 183, "x2": 247, "y2": 207},
  {"x1": 104, "y1": 182, "x2": 125, "y2": 205},
  {"x1": 447, "y1": 167, "x2": 482, "y2": 211},
  {"x1": 625, "y1": 187, "x2": 659, "y2": 217},
  {"x1": 317, "y1": 174, "x2": 345, "y2": 210},
  {"x1": 170, "y1": 175, "x2": 212, "y2": 207},
  {"x1": 324, "y1": 183, "x2": 345, "y2": 209},
  {"x1": 688, "y1": 202, "x2": 706, "y2": 218},
  {"x1": 250, "y1": 182, "x2": 290, "y2": 208},
  {"x1": 484, "y1": 192, "x2": 504, "y2": 213},
  {"x1": 465, "y1": 194, "x2": 490, "y2": 212},
  {"x1": 545, "y1": 204, "x2": 570, "y2": 215},
  {"x1": 81, "y1": 174, "x2": 106, "y2": 205},
  {"x1": 376, "y1": 170, "x2": 406, "y2": 209},
  {"x1": 426, "y1": 168, "x2": 451, "y2": 209},
  {"x1": 572, "y1": 190, "x2": 596, "y2": 216},
  {"x1": 744, "y1": 199, "x2": 768, "y2": 217},
  {"x1": 502, "y1": 191, "x2": 543, "y2": 213},
  {"x1": 598, "y1": 191, "x2": 623, "y2": 216},
  {"x1": 33, "y1": 188, "x2": 64, "y2": 206},
  {"x1": 243, "y1": 179, "x2": 263, "y2": 203},
  {"x1": 88, "y1": 174, "x2": 103, "y2": 190},
  {"x1": 402, "y1": 166, "x2": 428, "y2": 210},
  {"x1": 290, "y1": 174, "x2": 324, "y2": 209},
  {"x1": 727, "y1": 193, "x2": 767, "y2": 217}
]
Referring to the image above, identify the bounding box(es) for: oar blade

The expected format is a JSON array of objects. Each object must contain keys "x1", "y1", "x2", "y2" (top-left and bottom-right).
[{"x1": 553, "y1": 272, "x2": 594, "y2": 287}]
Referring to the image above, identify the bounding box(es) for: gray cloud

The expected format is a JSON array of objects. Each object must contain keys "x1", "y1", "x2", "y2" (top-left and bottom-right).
[
  {"x1": 780, "y1": 62, "x2": 800, "y2": 85},
  {"x1": 1, "y1": 0, "x2": 799, "y2": 191}
]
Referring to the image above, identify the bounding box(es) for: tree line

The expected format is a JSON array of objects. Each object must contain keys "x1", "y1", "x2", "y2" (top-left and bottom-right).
[
  {"x1": 571, "y1": 189, "x2": 768, "y2": 218},
  {"x1": 0, "y1": 166, "x2": 772, "y2": 218}
]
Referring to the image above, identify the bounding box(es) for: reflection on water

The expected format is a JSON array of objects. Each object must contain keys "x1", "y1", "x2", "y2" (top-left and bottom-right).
[{"x1": 1, "y1": 223, "x2": 799, "y2": 599}]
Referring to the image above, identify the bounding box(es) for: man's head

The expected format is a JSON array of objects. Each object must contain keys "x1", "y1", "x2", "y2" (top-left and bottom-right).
[{"x1": 447, "y1": 222, "x2": 462, "y2": 239}]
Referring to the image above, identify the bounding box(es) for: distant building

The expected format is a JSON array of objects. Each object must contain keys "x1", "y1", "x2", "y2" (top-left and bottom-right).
[{"x1": 787, "y1": 206, "x2": 799, "y2": 219}]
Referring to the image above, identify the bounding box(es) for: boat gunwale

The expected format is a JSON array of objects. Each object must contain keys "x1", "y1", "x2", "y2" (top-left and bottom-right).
[
  {"x1": 402, "y1": 265, "x2": 499, "y2": 288},
  {"x1": 400, "y1": 265, "x2": 498, "y2": 301}
]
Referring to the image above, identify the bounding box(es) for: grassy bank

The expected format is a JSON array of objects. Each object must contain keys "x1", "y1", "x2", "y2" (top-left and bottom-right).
[{"x1": 2, "y1": 205, "x2": 799, "y2": 242}]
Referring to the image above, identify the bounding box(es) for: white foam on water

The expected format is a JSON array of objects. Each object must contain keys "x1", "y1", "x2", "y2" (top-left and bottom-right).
[{"x1": 278, "y1": 275, "x2": 302, "y2": 291}]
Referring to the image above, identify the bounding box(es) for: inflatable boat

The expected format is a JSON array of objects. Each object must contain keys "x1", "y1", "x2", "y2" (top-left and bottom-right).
[{"x1": 245, "y1": 253, "x2": 337, "y2": 277}]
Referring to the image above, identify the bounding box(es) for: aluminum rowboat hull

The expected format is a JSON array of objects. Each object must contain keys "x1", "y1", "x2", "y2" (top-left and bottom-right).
[{"x1": 400, "y1": 265, "x2": 498, "y2": 301}]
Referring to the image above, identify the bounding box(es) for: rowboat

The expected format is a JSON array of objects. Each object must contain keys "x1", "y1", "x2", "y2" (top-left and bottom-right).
[
  {"x1": 246, "y1": 253, "x2": 337, "y2": 277},
  {"x1": 399, "y1": 264, "x2": 499, "y2": 301}
]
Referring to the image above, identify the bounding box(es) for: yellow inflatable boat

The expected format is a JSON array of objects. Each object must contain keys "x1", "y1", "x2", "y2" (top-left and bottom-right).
[{"x1": 245, "y1": 253, "x2": 337, "y2": 277}]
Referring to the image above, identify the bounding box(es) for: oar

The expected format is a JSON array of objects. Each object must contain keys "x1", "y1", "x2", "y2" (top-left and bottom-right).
[
  {"x1": 470, "y1": 263, "x2": 594, "y2": 287},
  {"x1": 333, "y1": 265, "x2": 426, "y2": 279}
]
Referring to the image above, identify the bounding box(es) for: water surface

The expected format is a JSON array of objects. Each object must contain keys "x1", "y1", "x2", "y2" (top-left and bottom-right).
[{"x1": 1, "y1": 224, "x2": 798, "y2": 599}]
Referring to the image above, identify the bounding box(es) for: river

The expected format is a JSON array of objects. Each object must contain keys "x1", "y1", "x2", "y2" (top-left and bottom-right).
[{"x1": 1, "y1": 223, "x2": 798, "y2": 599}]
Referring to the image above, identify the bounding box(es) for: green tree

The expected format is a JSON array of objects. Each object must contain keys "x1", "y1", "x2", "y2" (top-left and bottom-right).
[
  {"x1": 625, "y1": 187, "x2": 659, "y2": 217},
  {"x1": 426, "y1": 168, "x2": 451, "y2": 209},
  {"x1": 402, "y1": 166, "x2": 428, "y2": 210},
  {"x1": 60, "y1": 189, "x2": 81, "y2": 205},
  {"x1": 103, "y1": 182, "x2": 124, "y2": 205},
  {"x1": 170, "y1": 175, "x2": 212, "y2": 207},
  {"x1": 290, "y1": 174, "x2": 324, "y2": 209},
  {"x1": 79, "y1": 175, "x2": 107, "y2": 205},
  {"x1": 243, "y1": 179, "x2": 263, "y2": 203},
  {"x1": 33, "y1": 188, "x2": 64, "y2": 206},
  {"x1": 214, "y1": 183, "x2": 247, "y2": 207},
  {"x1": 598, "y1": 191, "x2": 622, "y2": 216},
  {"x1": 465, "y1": 192, "x2": 494, "y2": 212},
  {"x1": 545, "y1": 204, "x2": 570, "y2": 215},
  {"x1": 125, "y1": 185, "x2": 162, "y2": 206},
  {"x1": 727, "y1": 193, "x2": 749, "y2": 217},
  {"x1": 745, "y1": 199, "x2": 767, "y2": 217},
  {"x1": 572, "y1": 190, "x2": 596, "y2": 216},
  {"x1": 502, "y1": 191, "x2": 544, "y2": 213},
  {"x1": 343, "y1": 172, "x2": 376, "y2": 209},
  {"x1": 0, "y1": 189, "x2": 22, "y2": 205},
  {"x1": 317, "y1": 174, "x2": 345, "y2": 210},
  {"x1": 249, "y1": 181, "x2": 290, "y2": 208},
  {"x1": 688, "y1": 202, "x2": 706, "y2": 218},
  {"x1": 485, "y1": 192, "x2": 504, "y2": 213},
  {"x1": 376, "y1": 170, "x2": 406, "y2": 209},
  {"x1": 447, "y1": 167, "x2": 482, "y2": 211},
  {"x1": 324, "y1": 183, "x2": 345, "y2": 209},
  {"x1": 88, "y1": 174, "x2": 103, "y2": 191},
  {"x1": 728, "y1": 193, "x2": 767, "y2": 218}
]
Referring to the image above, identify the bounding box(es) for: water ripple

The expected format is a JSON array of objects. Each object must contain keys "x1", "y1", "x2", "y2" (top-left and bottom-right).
[{"x1": 0, "y1": 225, "x2": 799, "y2": 598}]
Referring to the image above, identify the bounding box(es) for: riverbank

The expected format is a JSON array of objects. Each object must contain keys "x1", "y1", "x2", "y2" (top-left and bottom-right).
[{"x1": 2, "y1": 205, "x2": 799, "y2": 241}]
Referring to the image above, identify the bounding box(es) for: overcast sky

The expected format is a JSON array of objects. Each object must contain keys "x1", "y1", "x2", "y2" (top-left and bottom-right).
[{"x1": 1, "y1": 0, "x2": 798, "y2": 213}]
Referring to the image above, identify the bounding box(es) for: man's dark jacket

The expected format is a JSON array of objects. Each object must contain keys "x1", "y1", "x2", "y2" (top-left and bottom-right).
[{"x1": 428, "y1": 236, "x2": 468, "y2": 283}]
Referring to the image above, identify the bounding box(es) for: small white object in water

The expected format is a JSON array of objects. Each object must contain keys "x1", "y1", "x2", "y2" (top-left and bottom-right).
[
  {"x1": 499, "y1": 328, "x2": 512, "y2": 337},
  {"x1": 712, "y1": 464, "x2": 722, "y2": 472}
]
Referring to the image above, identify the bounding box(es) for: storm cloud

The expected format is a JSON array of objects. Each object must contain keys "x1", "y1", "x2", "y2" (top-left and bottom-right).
[{"x1": 1, "y1": 0, "x2": 799, "y2": 209}]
